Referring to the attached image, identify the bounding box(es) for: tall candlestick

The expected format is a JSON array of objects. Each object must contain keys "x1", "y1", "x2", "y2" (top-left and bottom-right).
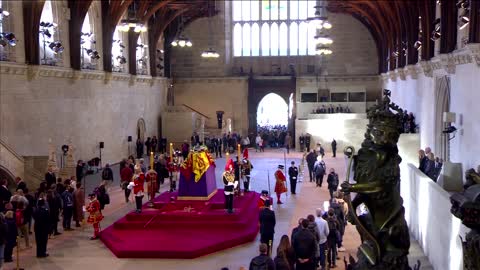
[
  {"x1": 237, "y1": 144, "x2": 241, "y2": 158},
  {"x1": 170, "y1": 143, "x2": 173, "y2": 158},
  {"x1": 150, "y1": 151, "x2": 154, "y2": 169}
]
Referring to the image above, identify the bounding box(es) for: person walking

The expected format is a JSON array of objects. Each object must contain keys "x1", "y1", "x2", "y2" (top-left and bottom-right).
[
  {"x1": 15, "y1": 201, "x2": 30, "y2": 249},
  {"x1": 327, "y1": 168, "x2": 339, "y2": 202},
  {"x1": 33, "y1": 198, "x2": 50, "y2": 258},
  {"x1": 259, "y1": 199, "x2": 276, "y2": 255},
  {"x1": 4, "y1": 211, "x2": 17, "y2": 263},
  {"x1": 288, "y1": 161, "x2": 299, "y2": 195},
  {"x1": 326, "y1": 209, "x2": 339, "y2": 269},
  {"x1": 73, "y1": 182, "x2": 84, "y2": 227},
  {"x1": 314, "y1": 156, "x2": 326, "y2": 187},
  {"x1": 284, "y1": 132, "x2": 292, "y2": 154},
  {"x1": 316, "y1": 209, "x2": 330, "y2": 270},
  {"x1": 120, "y1": 161, "x2": 133, "y2": 203},
  {"x1": 331, "y1": 139, "x2": 337, "y2": 158},
  {"x1": 61, "y1": 187, "x2": 75, "y2": 231},
  {"x1": 101, "y1": 164, "x2": 114, "y2": 191},
  {"x1": 0, "y1": 213, "x2": 7, "y2": 268},
  {"x1": 306, "y1": 150, "x2": 317, "y2": 182}
]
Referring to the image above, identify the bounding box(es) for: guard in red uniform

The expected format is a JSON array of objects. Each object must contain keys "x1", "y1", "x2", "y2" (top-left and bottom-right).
[
  {"x1": 86, "y1": 193, "x2": 104, "y2": 240},
  {"x1": 145, "y1": 167, "x2": 158, "y2": 203},
  {"x1": 168, "y1": 151, "x2": 181, "y2": 192},
  {"x1": 129, "y1": 165, "x2": 145, "y2": 213},
  {"x1": 257, "y1": 190, "x2": 270, "y2": 209},
  {"x1": 274, "y1": 165, "x2": 287, "y2": 204}
]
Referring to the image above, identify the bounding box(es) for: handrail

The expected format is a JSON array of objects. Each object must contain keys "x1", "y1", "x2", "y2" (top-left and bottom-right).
[
  {"x1": 0, "y1": 139, "x2": 24, "y2": 162},
  {"x1": 182, "y1": 104, "x2": 210, "y2": 119}
]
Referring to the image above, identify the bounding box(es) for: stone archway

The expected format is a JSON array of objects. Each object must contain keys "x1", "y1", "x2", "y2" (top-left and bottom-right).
[
  {"x1": 257, "y1": 93, "x2": 289, "y2": 127},
  {"x1": 0, "y1": 165, "x2": 15, "y2": 190},
  {"x1": 137, "y1": 118, "x2": 146, "y2": 142},
  {"x1": 248, "y1": 76, "x2": 296, "y2": 136}
]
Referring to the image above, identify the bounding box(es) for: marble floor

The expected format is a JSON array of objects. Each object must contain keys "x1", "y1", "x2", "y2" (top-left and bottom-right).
[{"x1": 5, "y1": 149, "x2": 432, "y2": 270}]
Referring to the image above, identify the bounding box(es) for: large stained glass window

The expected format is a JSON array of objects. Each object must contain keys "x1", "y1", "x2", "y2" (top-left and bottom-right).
[{"x1": 232, "y1": 0, "x2": 317, "y2": 57}]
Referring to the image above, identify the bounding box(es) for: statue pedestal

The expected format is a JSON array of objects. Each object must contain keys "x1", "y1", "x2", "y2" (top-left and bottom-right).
[{"x1": 178, "y1": 166, "x2": 217, "y2": 200}]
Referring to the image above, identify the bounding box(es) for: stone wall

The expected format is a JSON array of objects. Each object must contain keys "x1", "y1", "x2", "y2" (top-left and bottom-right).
[
  {"x1": 384, "y1": 44, "x2": 480, "y2": 171},
  {"x1": 173, "y1": 77, "x2": 248, "y2": 136},
  {"x1": 0, "y1": 63, "x2": 168, "y2": 165},
  {"x1": 295, "y1": 115, "x2": 369, "y2": 153}
]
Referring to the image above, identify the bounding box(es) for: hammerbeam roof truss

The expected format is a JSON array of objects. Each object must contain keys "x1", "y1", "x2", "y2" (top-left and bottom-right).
[{"x1": 23, "y1": 0, "x2": 479, "y2": 75}]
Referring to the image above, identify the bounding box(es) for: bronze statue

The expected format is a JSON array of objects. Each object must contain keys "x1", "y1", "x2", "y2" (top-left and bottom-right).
[
  {"x1": 464, "y1": 168, "x2": 480, "y2": 190},
  {"x1": 451, "y1": 173, "x2": 480, "y2": 270},
  {"x1": 341, "y1": 90, "x2": 417, "y2": 269}
]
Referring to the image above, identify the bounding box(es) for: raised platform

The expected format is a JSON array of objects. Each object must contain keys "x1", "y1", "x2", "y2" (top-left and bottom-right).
[{"x1": 100, "y1": 190, "x2": 260, "y2": 258}]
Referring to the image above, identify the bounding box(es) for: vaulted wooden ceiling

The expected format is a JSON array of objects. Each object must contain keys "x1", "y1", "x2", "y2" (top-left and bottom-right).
[
  {"x1": 22, "y1": 0, "x2": 480, "y2": 76},
  {"x1": 328, "y1": 0, "x2": 480, "y2": 73}
]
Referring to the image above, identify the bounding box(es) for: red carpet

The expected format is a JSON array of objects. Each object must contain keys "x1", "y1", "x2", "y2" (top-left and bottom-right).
[{"x1": 100, "y1": 190, "x2": 261, "y2": 258}]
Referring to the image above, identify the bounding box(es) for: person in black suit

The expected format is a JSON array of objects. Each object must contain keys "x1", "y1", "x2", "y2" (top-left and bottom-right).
[
  {"x1": 0, "y1": 178, "x2": 12, "y2": 212},
  {"x1": 33, "y1": 198, "x2": 50, "y2": 258},
  {"x1": 305, "y1": 134, "x2": 311, "y2": 152},
  {"x1": 331, "y1": 139, "x2": 337, "y2": 158},
  {"x1": 15, "y1": 177, "x2": 27, "y2": 192},
  {"x1": 288, "y1": 161, "x2": 299, "y2": 195},
  {"x1": 259, "y1": 199, "x2": 276, "y2": 255},
  {"x1": 45, "y1": 167, "x2": 56, "y2": 189}
]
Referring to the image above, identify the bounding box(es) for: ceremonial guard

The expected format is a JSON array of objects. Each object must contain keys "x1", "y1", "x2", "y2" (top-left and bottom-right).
[
  {"x1": 241, "y1": 149, "x2": 253, "y2": 192},
  {"x1": 145, "y1": 166, "x2": 158, "y2": 202},
  {"x1": 288, "y1": 161, "x2": 299, "y2": 195},
  {"x1": 257, "y1": 190, "x2": 270, "y2": 209},
  {"x1": 168, "y1": 151, "x2": 182, "y2": 192},
  {"x1": 86, "y1": 193, "x2": 104, "y2": 240},
  {"x1": 128, "y1": 165, "x2": 145, "y2": 213},
  {"x1": 223, "y1": 159, "x2": 238, "y2": 214},
  {"x1": 274, "y1": 165, "x2": 287, "y2": 204},
  {"x1": 233, "y1": 156, "x2": 242, "y2": 195}
]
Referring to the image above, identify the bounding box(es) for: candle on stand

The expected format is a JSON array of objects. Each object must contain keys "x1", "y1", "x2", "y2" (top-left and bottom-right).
[
  {"x1": 150, "y1": 151, "x2": 154, "y2": 169},
  {"x1": 226, "y1": 151, "x2": 229, "y2": 161},
  {"x1": 237, "y1": 144, "x2": 241, "y2": 158},
  {"x1": 170, "y1": 143, "x2": 173, "y2": 158}
]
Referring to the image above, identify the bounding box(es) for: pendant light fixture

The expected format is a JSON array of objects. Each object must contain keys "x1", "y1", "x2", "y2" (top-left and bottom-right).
[
  {"x1": 118, "y1": 2, "x2": 147, "y2": 32},
  {"x1": 311, "y1": 0, "x2": 333, "y2": 56},
  {"x1": 171, "y1": 16, "x2": 192, "y2": 48},
  {"x1": 201, "y1": 2, "x2": 219, "y2": 58}
]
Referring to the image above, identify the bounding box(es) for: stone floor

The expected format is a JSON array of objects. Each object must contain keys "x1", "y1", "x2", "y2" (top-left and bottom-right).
[{"x1": 5, "y1": 148, "x2": 432, "y2": 270}]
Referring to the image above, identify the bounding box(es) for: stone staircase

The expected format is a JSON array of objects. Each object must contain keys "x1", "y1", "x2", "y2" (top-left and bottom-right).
[
  {"x1": 0, "y1": 139, "x2": 47, "y2": 188},
  {"x1": 0, "y1": 139, "x2": 25, "y2": 184}
]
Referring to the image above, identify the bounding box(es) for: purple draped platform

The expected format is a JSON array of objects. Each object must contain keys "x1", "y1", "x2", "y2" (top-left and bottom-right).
[{"x1": 178, "y1": 165, "x2": 217, "y2": 199}]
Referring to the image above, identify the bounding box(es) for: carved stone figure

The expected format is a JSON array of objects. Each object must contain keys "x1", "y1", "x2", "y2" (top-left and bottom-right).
[
  {"x1": 47, "y1": 138, "x2": 59, "y2": 173},
  {"x1": 341, "y1": 90, "x2": 416, "y2": 270}
]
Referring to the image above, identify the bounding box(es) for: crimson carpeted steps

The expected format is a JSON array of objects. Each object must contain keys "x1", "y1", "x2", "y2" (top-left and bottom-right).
[{"x1": 100, "y1": 190, "x2": 261, "y2": 258}]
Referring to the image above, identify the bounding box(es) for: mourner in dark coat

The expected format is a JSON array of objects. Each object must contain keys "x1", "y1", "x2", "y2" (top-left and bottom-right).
[
  {"x1": 34, "y1": 199, "x2": 51, "y2": 258},
  {"x1": 259, "y1": 200, "x2": 276, "y2": 255},
  {"x1": 288, "y1": 161, "x2": 299, "y2": 194}
]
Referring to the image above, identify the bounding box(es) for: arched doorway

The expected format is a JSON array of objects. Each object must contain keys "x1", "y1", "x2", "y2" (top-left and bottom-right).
[
  {"x1": 137, "y1": 118, "x2": 146, "y2": 142},
  {"x1": 0, "y1": 165, "x2": 15, "y2": 190},
  {"x1": 257, "y1": 93, "x2": 289, "y2": 127}
]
